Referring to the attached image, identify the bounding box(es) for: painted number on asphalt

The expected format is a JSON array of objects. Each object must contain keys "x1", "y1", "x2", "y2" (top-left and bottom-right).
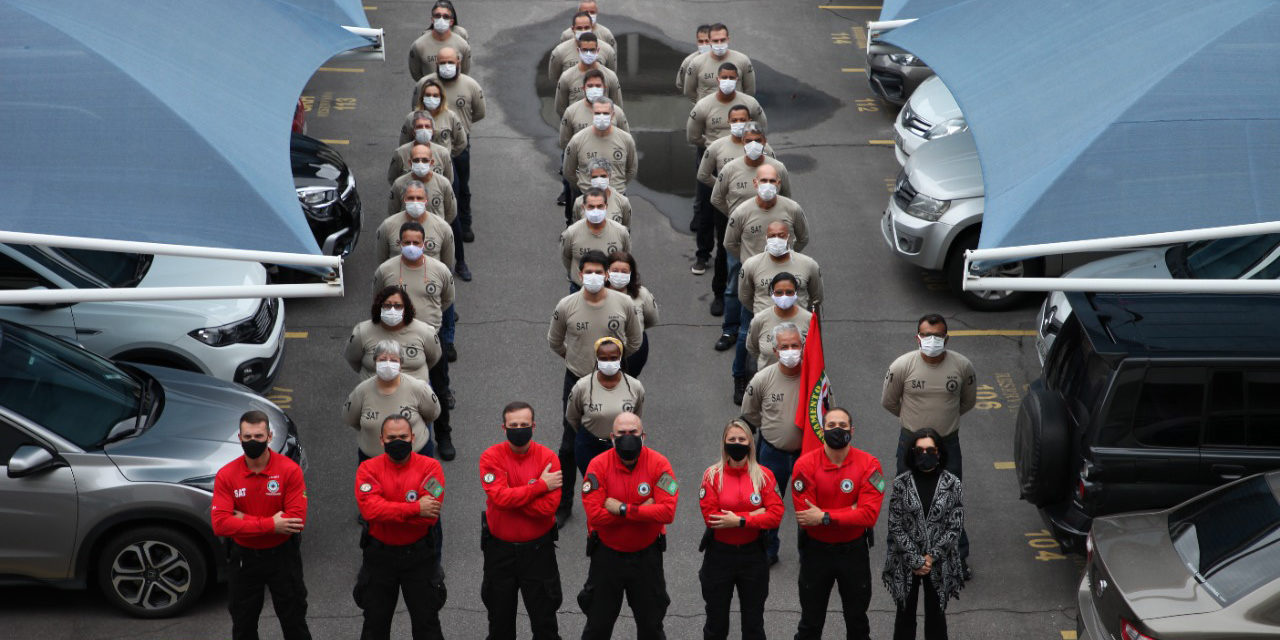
[
  {"x1": 855, "y1": 98, "x2": 882, "y2": 112},
  {"x1": 1025, "y1": 530, "x2": 1067, "y2": 562},
  {"x1": 832, "y1": 31, "x2": 853, "y2": 45},
  {"x1": 975, "y1": 384, "x2": 1002, "y2": 410},
  {"x1": 267, "y1": 386, "x2": 293, "y2": 410},
  {"x1": 299, "y1": 93, "x2": 358, "y2": 117}
]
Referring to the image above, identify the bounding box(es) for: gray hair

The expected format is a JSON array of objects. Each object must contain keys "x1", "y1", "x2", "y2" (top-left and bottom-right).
[
  {"x1": 404, "y1": 180, "x2": 427, "y2": 196},
  {"x1": 374, "y1": 339, "x2": 402, "y2": 361},
  {"x1": 743, "y1": 122, "x2": 766, "y2": 137},
  {"x1": 772, "y1": 322, "x2": 803, "y2": 346},
  {"x1": 587, "y1": 158, "x2": 612, "y2": 175},
  {"x1": 411, "y1": 110, "x2": 435, "y2": 126},
  {"x1": 590, "y1": 96, "x2": 614, "y2": 112}
]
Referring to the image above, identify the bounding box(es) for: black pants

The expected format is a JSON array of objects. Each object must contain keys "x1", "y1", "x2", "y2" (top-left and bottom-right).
[
  {"x1": 623, "y1": 332, "x2": 649, "y2": 378},
  {"x1": 227, "y1": 539, "x2": 311, "y2": 640},
  {"x1": 427, "y1": 360, "x2": 451, "y2": 442},
  {"x1": 453, "y1": 145, "x2": 472, "y2": 230},
  {"x1": 699, "y1": 540, "x2": 769, "y2": 640},
  {"x1": 795, "y1": 535, "x2": 871, "y2": 640},
  {"x1": 579, "y1": 542, "x2": 670, "y2": 640},
  {"x1": 693, "y1": 147, "x2": 713, "y2": 261},
  {"x1": 558, "y1": 368, "x2": 579, "y2": 514},
  {"x1": 481, "y1": 529, "x2": 563, "y2": 640},
  {"x1": 564, "y1": 183, "x2": 583, "y2": 226},
  {"x1": 354, "y1": 538, "x2": 446, "y2": 640},
  {"x1": 893, "y1": 575, "x2": 947, "y2": 640}
]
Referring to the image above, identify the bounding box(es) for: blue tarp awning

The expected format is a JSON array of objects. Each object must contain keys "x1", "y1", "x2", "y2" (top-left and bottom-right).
[
  {"x1": 282, "y1": 0, "x2": 370, "y2": 28},
  {"x1": 879, "y1": 0, "x2": 958, "y2": 21},
  {"x1": 883, "y1": 0, "x2": 1280, "y2": 250},
  {"x1": 0, "y1": 0, "x2": 368, "y2": 255}
]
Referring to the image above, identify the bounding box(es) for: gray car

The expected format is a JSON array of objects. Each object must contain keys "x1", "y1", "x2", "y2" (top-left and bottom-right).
[
  {"x1": 1079, "y1": 472, "x2": 1280, "y2": 639},
  {"x1": 0, "y1": 319, "x2": 304, "y2": 617}
]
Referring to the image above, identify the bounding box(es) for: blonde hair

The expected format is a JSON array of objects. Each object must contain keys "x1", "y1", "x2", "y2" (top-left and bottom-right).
[
  {"x1": 703, "y1": 421, "x2": 766, "y2": 495},
  {"x1": 417, "y1": 79, "x2": 450, "y2": 113}
]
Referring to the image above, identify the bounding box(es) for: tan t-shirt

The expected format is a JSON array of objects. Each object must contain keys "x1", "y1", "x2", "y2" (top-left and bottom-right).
[
  {"x1": 881, "y1": 350, "x2": 978, "y2": 437},
  {"x1": 738, "y1": 251, "x2": 823, "y2": 314},
  {"x1": 344, "y1": 319, "x2": 442, "y2": 378},
  {"x1": 676, "y1": 50, "x2": 699, "y2": 94},
  {"x1": 547, "y1": 38, "x2": 618, "y2": 83},
  {"x1": 387, "y1": 141, "x2": 454, "y2": 184},
  {"x1": 747, "y1": 307, "x2": 812, "y2": 370},
  {"x1": 632, "y1": 286, "x2": 659, "y2": 330},
  {"x1": 742, "y1": 363, "x2": 802, "y2": 452},
  {"x1": 723, "y1": 196, "x2": 811, "y2": 261},
  {"x1": 399, "y1": 108, "x2": 468, "y2": 155},
  {"x1": 560, "y1": 220, "x2": 632, "y2": 284},
  {"x1": 696, "y1": 137, "x2": 776, "y2": 186},
  {"x1": 572, "y1": 189, "x2": 632, "y2": 228},
  {"x1": 686, "y1": 91, "x2": 767, "y2": 148},
  {"x1": 563, "y1": 126, "x2": 638, "y2": 193},
  {"x1": 343, "y1": 374, "x2": 441, "y2": 457},
  {"x1": 415, "y1": 73, "x2": 486, "y2": 132},
  {"x1": 372, "y1": 257, "x2": 455, "y2": 329},
  {"x1": 559, "y1": 23, "x2": 617, "y2": 49},
  {"x1": 375, "y1": 211, "x2": 455, "y2": 269},
  {"x1": 560, "y1": 99, "x2": 630, "y2": 149},
  {"x1": 388, "y1": 172, "x2": 457, "y2": 220},
  {"x1": 407, "y1": 30, "x2": 471, "y2": 80},
  {"x1": 555, "y1": 64, "x2": 624, "y2": 116},
  {"x1": 683, "y1": 49, "x2": 757, "y2": 101},
  {"x1": 711, "y1": 156, "x2": 792, "y2": 216},
  {"x1": 548, "y1": 289, "x2": 644, "y2": 377},
  {"x1": 566, "y1": 372, "x2": 646, "y2": 439}
]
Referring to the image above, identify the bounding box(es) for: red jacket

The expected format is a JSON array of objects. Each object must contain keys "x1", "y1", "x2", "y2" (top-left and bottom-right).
[
  {"x1": 582, "y1": 447, "x2": 678, "y2": 552},
  {"x1": 356, "y1": 453, "x2": 445, "y2": 545},
  {"x1": 699, "y1": 464, "x2": 784, "y2": 545},
  {"x1": 479, "y1": 441, "x2": 561, "y2": 542},
  {"x1": 790, "y1": 447, "x2": 886, "y2": 544},
  {"x1": 211, "y1": 451, "x2": 307, "y2": 549}
]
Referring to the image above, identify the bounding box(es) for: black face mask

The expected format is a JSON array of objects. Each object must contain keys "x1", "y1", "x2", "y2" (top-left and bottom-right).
[
  {"x1": 384, "y1": 438, "x2": 413, "y2": 462},
  {"x1": 823, "y1": 428, "x2": 851, "y2": 450},
  {"x1": 506, "y1": 427, "x2": 533, "y2": 447},
  {"x1": 915, "y1": 451, "x2": 940, "y2": 472},
  {"x1": 614, "y1": 434, "x2": 643, "y2": 462},
  {"x1": 724, "y1": 442, "x2": 750, "y2": 462},
  {"x1": 241, "y1": 439, "x2": 268, "y2": 460}
]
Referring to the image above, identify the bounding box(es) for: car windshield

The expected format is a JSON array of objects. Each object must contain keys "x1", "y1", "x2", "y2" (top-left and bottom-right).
[
  {"x1": 1175, "y1": 234, "x2": 1280, "y2": 280},
  {"x1": 0, "y1": 322, "x2": 142, "y2": 449},
  {"x1": 1169, "y1": 474, "x2": 1280, "y2": 606},
  {"x1": 55, "y1": 248, "x2": 152, "y2": 288}
]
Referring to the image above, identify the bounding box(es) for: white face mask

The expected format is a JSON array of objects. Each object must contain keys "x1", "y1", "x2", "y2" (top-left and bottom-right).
[
  {"x1": 574, "y1": 29, "x2": 590, "y2": 40},
  {"x1": 597, "y1": 359, "x2": 622, "y2": 376},
  {"x1": 413, "y1": 128, "x2": 434, "y2": 144},
  {"x1": 919, "y1": 335, "x2": 947, "y2": 357},
  {"x1": 697, "y1": 43, "x2": 711, "y2": 55},
  {"x1": 380, "y1": 308, "x2": 404, "y2": 326},
  {"x1": 729, "y1": 122, "x2": 747, "y2": 138},
  {"x1": 584, "y1": 86, "x2": 605, "y2": 101},
  {"x1": 778, "y1": 348, "x2": 802, "y2": 368},
  {"x1": 588, "y1": 12, "x2": 598, "y2": 24},
  {"x1": 756, "y1": 182, "x2": 778, "y2": 201},
  {"x1": 765, "y1": 236, "x2": 789, "y2": 257},
  {"x1": 423, "y1": 95, "x2": 442, "y2": 110},
  {"x1": 608, "y1": 271, "x2": 631, "y2": 288},
  {"x1": 404, "y1": 201, "x2": 427, "y2": 218},
  {"x1": 401, "y1": 244, "x2": 424, "y2": 261},
  {"x1": 579, "y1": 50, "x2": 599, "y2": 65},
  {"x1": 712, "y1": 42, "x2": 729, "y2": 57},
  {"x1": 375, "y1": 360, "x2": 401, "y2": 381},
  {"x1": 718, "y1": 78, "x2": 737, "y2": 95},
  {"x1": 589, "y1": 176, "x2": 610, "y2": 190},
  {"x1": 411, "y1": 161, "x2": 432, "y2": 177},
  {"x1": 437, "y1": 63, "x2": 457, "y2": 79},
  {"x1": 432, "y1": 17, "x2": 450, "y2": 33},
  {"x1": 584, "y1": 207, "x2": 607, "y2": 224},
  {"x1": 771, "y1": 292, "x2": 797, "y2": 310},
  {"x1": 744, "y1": 140, "x2": 764, "y2": 160},
  {"x1": 581, "y1": 272, "x2": 606, "y2": 293},
  {"x1": 592, "y1": 113, "x2": 612, "y2": 131}
]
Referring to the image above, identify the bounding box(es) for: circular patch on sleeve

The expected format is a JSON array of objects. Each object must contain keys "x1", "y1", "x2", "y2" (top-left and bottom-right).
[
  {"x1": 582, "y1": 480, "x2": 593, "y2": 493},
  {"x1": 483, "y1": 473, "x2": 495, "y2": 484},
  {"x1": 793, "y1": 478, "x2": 805, "y2": 493},
  {"x1": 406, "y1": 490, "x2": 419, "y2": 502},
  {"x1": 638, "y1": 482, "x2": 651, "y2": 496},
  {"x1": 698, "y1": 487, "x2": 706, "y2": 499},
  {"x1": 359, "y1": 483, "x2": 372, "y2": 493},
  {"x1": 840, "y1": 478, "x2": 854, "y2": 493},
  {"x1": 750, "y1": 492, "x2": 762, "y2": 506}
]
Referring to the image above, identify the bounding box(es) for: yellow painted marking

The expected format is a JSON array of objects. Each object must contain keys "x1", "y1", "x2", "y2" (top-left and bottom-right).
[
  {"x1": 318, "y1": 67, "x2": 365, "y2": 73},
  {"x1": 284, "y1": 331, "x2": 309, "y2": 339},
  {"x1": 949, "y1": 329, "x2": 1037, "y2": 337},
  {"x1": 363, "y1": 5, "x2": 377, "y2": 9},
  {"x1": 868, "y1": 139, "x2": 895, "y2": 145},
  {"x1": 1062, "y1": 632, "x2": 1078, "y2": 640},
  {"x1": 842, "y1": 67, "x2": 866, "y2": 73},
  {"x1": 853, "y1": 26, "x2": 869, "y2": 49},
  {"x1": 272, "y1": 386, "x2": 293, "y2": 393},
  {"x1": 820, "y1": 5, "x2": 883, "y2": 9},
  {"x1": 831, "y1": 32, "x2": 853, "y2": 45},
  {"x1": 319, "y1": 139, "x2": 350, "y2": 145},
  {"x1": 993, "y1": 461, "x2": 1016, "y2": 470}
]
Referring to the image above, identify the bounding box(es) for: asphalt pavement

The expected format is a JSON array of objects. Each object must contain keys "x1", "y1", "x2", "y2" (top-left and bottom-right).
[{"x1": 3, "y1": 1, "x2": 1082, "y2": 638}]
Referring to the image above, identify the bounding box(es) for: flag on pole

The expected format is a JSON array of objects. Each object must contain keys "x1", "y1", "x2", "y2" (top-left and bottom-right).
[{"x1": 794, "y1": 306, "x2": 832, "y2": 454}]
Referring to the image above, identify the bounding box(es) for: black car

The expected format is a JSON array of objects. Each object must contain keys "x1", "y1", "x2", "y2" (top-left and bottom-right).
[
  {"x1": 291, "y1": 132, "x2": 361, "y2": 257},
  {"x1": 1016, "y1": 291, "x2": 1280, "y2": 552}
]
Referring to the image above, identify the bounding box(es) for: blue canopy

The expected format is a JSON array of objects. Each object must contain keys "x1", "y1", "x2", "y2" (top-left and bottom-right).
[
  {"x1": 883, "y1": 0, "x2": 1280, "y2": 250},
  {"x1": 0, "y1": 0, "x2": 368, "y2": 255},
  {"x1": 281, "y1": 0, "x2": 370, "y2": 28},
  {"x1": 879, "y1": 0, "x2": 959, "y2": 21}
]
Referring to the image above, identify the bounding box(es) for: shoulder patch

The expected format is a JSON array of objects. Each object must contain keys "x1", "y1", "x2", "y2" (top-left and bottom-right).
[
  {"x1": 698, "y1": 487, "x2": 706, "y2": 499},
  {"x1": 793, "y1": 478, "x2": 805, "y2": 493},
  {"x1": 482, "y1": 472, "x2": 495, "y2": 484},
  {"x1": 424, "y1": 476, "x2": 444, "y2": 498},
  {"x1": 582, "y1": 472, "x2": 599, "y2": 494},
  {"x1": 359, "y1": 482, "x2": 372, "y2": 493},
  {"x1": 869, "y1": 470, "x2": 885, "y2": 493},
  {"x1": 656, "y1": 472, "x2": 678, "y2": 496}
]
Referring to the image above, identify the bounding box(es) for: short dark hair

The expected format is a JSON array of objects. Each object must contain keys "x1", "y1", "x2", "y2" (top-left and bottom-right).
[
  {"x1": 769, "y1": 271, "x2": 798, "y2": 293},
  {"x1": 696, "y1": 24, "x2": 712, "y2": 35},
  {"x1": 399, "y1": 221, "x2": 426, "y2": 241},
  {"x1": 583, "y1": 187, "x2": 607, "y2": 203},
  {"x1": 903, "y1": 427, "x2": 947, "y2": 471},
  {"x1": 371, "y1": 284, "x2": 416, "y2": 326},
  {"x1": 573, "y1": 9, "x2": 592, "y2": 24},
  {"x1": 579, "y1": 250, "x2": 609, "y2": 272},
  {"x1": 709, "y1": 23, "x2": 729, "y2": 36},
  {"x1": 582, "y1": 68, "x2": 606, "y2": 85},
  {"x1": 717, "y1": 62, "x2": 739, "y2": 76},
  {"x1": 577, "y1": 32, "x2": 598, "y2": 45},
  {"x1": 728, "y1": 104, "x2": 750, "y2": 119},
  {"x1": 825, "y1": 407, "x2": 853, "y2": 425},
  {"x1": 918, "y1": 313, "x2": 948, "y2": 333},
  {"x1": 239, "y1": 410, "x2": 270, "y2": 431},
  {"x1": 380, "y1": 414, "x2": 411, "y2": 436},
  {"x1": 502, "y1": 401, "x2": 535, "y2": 423}
]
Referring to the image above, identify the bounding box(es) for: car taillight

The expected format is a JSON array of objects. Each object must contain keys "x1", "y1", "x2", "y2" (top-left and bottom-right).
[{"x1": 1121, "y1": 619, "x2": 1157, "y2": 640}]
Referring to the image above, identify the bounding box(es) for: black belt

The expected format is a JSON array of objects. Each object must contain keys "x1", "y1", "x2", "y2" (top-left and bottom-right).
[
  {"x1": 231, "y1": 539, "x2": 296, "y2": 558},
  {"x1": 800, "y1": 531, "x2": 867, "y2": 553},
  {"x1": 488, "y1": 526, "x2": 558, "y2": 548},
  {"x1": 707, "y1": 538, "x2": 766, "y2": 554},
  {"x1": 366, "y1": 534, "x2": 433, "y2": 552},
  {"x1": 599, "y1": 535, "x2": 665, "y2": 556}
]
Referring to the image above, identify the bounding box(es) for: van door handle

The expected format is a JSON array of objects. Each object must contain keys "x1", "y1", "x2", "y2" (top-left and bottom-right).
[{"x1": 1212, "y1": 464, "x2": 1247, "y2": 481}]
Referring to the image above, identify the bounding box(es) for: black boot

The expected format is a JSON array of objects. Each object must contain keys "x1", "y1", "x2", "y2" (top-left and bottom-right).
[
  {"x1": 437, "y1": 435, "x2": 456, "y2": 461},
  {"x1": 733, "y1": 376, "x2": 748, "y2": 405}
]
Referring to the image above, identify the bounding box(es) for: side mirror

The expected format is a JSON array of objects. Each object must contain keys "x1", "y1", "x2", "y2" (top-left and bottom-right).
[{"x1": 7, "y1": 445, "x2": 64, "y2": 478}]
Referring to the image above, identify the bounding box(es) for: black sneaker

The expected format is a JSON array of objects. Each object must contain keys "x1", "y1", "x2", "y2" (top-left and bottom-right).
[
  {"x1": 461, "y1": 227, "x2": 475, "y2": 243},
  {"x1": 556, "y1": 193, "x2": 567, "y2": 206},
  {"x1": 445, "y1": 343, "x2": 458, "y2": 362},
  {"x1": 555, "y1": 507, "x2": 572, "y2": 530},
  {"x1": 733, "y1": 376, "x2": 748, "y2": 405},
  {"x1": 962, "y1": 561, "x2": 973, "y2": 582},
  {"x1": 437, "y1": 437, "x2": 456, "y2": 461},
  {"x1": 455, "y1": 261, "x2": 472, "y2": 282},
  {"x1": 714, "y1": 333, "x2": 735, "y2": 351},
  {"x1": 710, "y1": 297, "x2": 725, "y2": 316},
  {"x1": 691, "y1": 260, "x2": 708, "y2": 275}
]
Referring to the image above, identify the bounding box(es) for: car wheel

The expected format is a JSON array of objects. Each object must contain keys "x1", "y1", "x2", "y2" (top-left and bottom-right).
[
  {"x1": 945, "y1": 229, "x2": 1045, "y2": 311},
  {"x1": 1015, "y1": 383, "x2": 1071, "y2": 507},
  {"x1": 95, "y1": 527, "x2": 208, "y2": 618}
]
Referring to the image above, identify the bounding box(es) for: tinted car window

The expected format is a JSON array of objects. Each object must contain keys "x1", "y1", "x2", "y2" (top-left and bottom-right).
[
  {"x1": 0, "y1": 252, "x2": 49, "y2": 290},
  {"x1": 1206, "y1": 370, "x2": 1280, "y2": 448},
  {"x1": 1183, "y1": 234, "x2": 1280, "y2": 279},
  {"x1": 1132, "y1": 367, "x2": 1204, "y2": 448},
  {"x1": 1170, "y1": 474, "x2": 1280, "y2": 606},
  {"x1": 0, "y1": 421, "x2": 36, "y2": 463}
]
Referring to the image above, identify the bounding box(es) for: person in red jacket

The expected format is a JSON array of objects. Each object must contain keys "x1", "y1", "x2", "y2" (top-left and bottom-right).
[
  {"x1": 353, "y1": 415, "x2": 447, "y2": 640},
  {"x1": 478, "y1": 401, "x2": 563, "y2": 640},
  {"x1": 698, "y1": 419, "x2": 784, "y2": 640},
  {"x1": 790, "y1": 407, "x2": 886, "y2": 640},
  {"x1": 578, "y1": 412, "x2": 677, "y2": 639},
  {"x1": 211, "y1": 410, "x2": 310, "y2": 640}
]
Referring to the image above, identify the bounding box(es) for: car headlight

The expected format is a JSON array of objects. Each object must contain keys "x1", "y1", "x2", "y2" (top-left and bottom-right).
[
  {"x1": 189, "y1": 300, "x2": 270, "y2": 346},
  {"x1": 888, "y1": 52, "x2": 923, "y2": 66},
  {"x1": 297, "y1": 186, "x2": 337, "y2": 208},
  {"x1": 924, "y1": 117, "x2": 968, "y2": 140},
  {"x1": 899, "y1": 102, "x2": 915, "y2": 126},
  {"x1": 905, "y1": 193, "x2": 950, "y2": 221}
]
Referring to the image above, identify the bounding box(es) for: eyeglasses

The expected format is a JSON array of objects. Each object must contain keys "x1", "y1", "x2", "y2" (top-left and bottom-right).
[
  {"x1": 381, "y1": 303, "x2": 405, "y2": 310},
  {"x1": 914, "y1": 446, "x2": 938, "y2": 455},
  {"x1": 431, "y1": 12, "x2": 451, "y2": 19}
]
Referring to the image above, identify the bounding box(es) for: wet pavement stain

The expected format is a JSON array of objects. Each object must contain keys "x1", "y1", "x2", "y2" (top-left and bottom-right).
[{"x1": 490, "y1": 14, "x2": 841, "y2": 233}]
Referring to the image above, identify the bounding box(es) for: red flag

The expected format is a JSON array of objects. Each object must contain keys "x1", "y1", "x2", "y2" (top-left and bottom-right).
[{"x1": 794, "y1": 308, "x2": 832, "y2": 454}]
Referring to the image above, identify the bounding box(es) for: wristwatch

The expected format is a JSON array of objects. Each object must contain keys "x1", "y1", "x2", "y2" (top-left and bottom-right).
[
  {"x1": 618, "y1": 504, "x2": 628, "y2": 518},
  {"x1": 821, "y1": 512, "x2": 832, "y2": 526},
  {"x1": 738, "y1": 515, "x2": 746, "y2": 528}
]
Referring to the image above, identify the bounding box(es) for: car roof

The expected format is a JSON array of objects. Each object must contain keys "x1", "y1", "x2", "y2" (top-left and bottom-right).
[{"x1": 1066, "y1": 291, "x2": 1280, "y2": 360}]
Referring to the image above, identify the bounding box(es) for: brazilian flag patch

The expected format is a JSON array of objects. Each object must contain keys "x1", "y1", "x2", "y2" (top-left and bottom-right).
[
  {"x1": 869, "y1": 470, "x2": 885, "y2": 493},
  {"x1": 424, "y1": 476, "x2": 444, "y2": 498},
  {"x1": 656, "y1": 472, "x2": 678, "y2": 496}
]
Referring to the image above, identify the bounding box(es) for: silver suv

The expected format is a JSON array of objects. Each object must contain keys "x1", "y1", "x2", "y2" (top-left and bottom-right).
[{"x1": 0, "y1": 319, "x2": 304, "y2": 617}]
